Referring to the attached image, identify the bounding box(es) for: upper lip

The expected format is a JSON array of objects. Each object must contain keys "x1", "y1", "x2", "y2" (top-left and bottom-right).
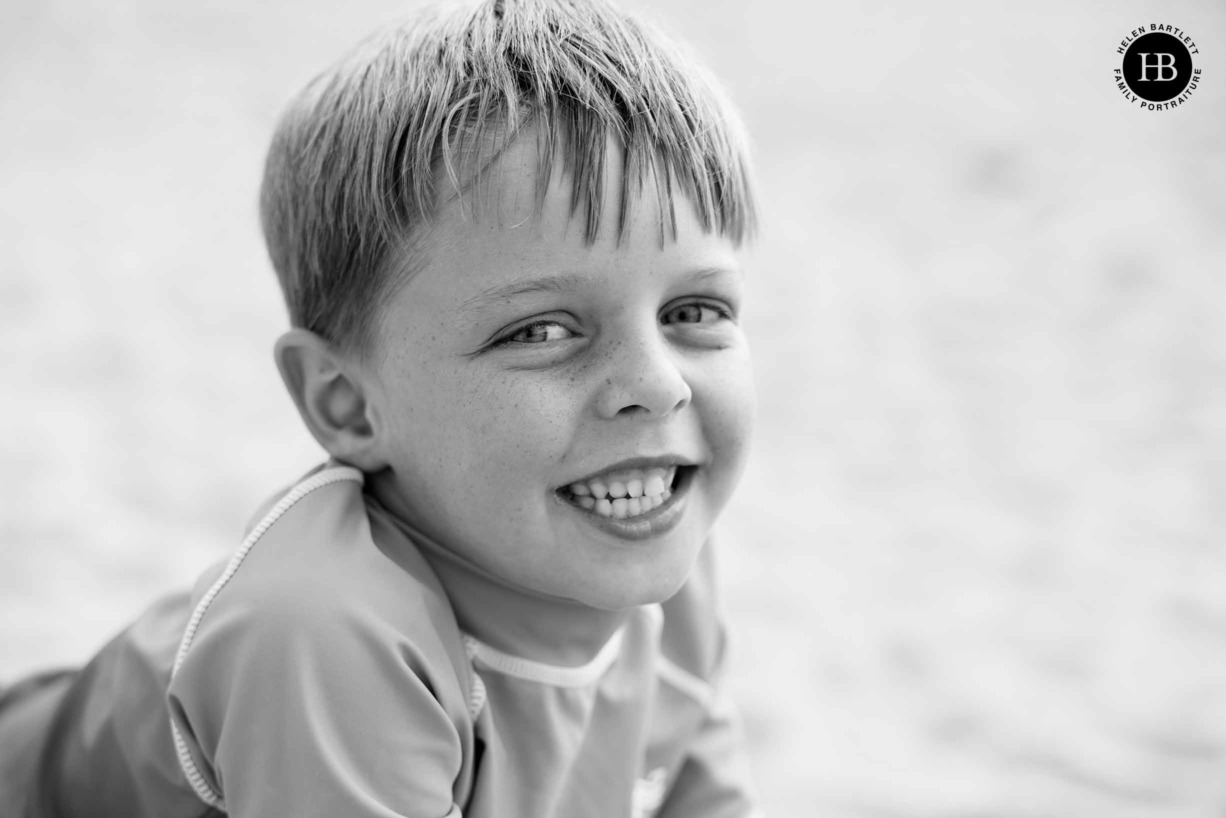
[{"x1": 561, "y1": 455, "x2": 699, "y2": 487}]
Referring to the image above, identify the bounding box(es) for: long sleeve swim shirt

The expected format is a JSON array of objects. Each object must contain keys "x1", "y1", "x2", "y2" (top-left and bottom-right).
[{"x1": 0, "y1": 464, "x2": 762, "y2": 818}]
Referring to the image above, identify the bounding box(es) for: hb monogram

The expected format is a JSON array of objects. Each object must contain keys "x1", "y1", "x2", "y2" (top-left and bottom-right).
[{"x1": 1137, "y1": 53, "x2": 1178, "y2": 81}]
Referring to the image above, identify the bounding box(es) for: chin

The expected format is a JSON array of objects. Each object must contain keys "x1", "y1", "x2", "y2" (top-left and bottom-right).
[{"x1": 573, "y1": 555, "x2": 697, "y2": 611}]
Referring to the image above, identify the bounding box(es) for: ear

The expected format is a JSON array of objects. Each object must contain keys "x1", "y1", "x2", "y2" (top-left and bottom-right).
[{"x1": 274, "y1": 329, "x2": 388, "y2": 471}]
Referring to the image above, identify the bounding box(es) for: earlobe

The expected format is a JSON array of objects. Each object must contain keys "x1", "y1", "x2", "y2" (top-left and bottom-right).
[{"x1": 273, "y1": 329, "x2": 387, "y2": 470}]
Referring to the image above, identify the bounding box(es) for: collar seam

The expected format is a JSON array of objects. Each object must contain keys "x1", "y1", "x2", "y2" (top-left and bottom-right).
[{"x1": 462, "y1": 628, "x2": 626, "y2": 687}]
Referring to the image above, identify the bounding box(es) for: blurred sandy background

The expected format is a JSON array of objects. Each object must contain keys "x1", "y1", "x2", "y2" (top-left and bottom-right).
[{"x1": 2, "y1": 1, "x2": 1224, "y2": 815}]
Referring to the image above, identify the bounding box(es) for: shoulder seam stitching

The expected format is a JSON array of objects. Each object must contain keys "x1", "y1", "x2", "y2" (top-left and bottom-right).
[
  {"x1": 167, "y1": 465, "x2": 365, "y2": 810},
  {"x1": 656, "y1": 654, "x2": 715, "y2": 710}
]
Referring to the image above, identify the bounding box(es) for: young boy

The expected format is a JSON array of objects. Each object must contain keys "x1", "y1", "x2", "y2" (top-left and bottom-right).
[{"x1": 0, "y1": 0, "x2": 761, "y2": 815}]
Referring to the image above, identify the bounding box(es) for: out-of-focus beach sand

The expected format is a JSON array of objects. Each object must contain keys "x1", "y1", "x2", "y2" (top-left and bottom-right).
[{"x1": 2, "y1": 1, "x2": 1224, "y2": 815}]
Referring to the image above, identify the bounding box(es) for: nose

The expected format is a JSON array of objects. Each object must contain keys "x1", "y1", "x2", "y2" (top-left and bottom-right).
[{"x1": 593, "y1": 326, "x2": 692, "y2": 420}]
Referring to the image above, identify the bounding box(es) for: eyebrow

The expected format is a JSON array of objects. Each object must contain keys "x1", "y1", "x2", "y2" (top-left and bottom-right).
[
  {"x1": 459, "y1": 273, "x2": 588, "y2": 317},
  {"x1": 458, "y1": 265, "x2": 740, "y2": 317}
]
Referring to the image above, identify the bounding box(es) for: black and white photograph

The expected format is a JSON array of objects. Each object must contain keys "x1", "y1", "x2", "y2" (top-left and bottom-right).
[{"x1": 1, "y1": 1, "x2": 1223, "y2": 816}]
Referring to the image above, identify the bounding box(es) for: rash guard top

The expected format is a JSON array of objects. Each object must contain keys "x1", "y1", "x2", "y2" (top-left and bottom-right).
[{"x1": 0, "y1": 464, "x2": 761, "y2": 818}]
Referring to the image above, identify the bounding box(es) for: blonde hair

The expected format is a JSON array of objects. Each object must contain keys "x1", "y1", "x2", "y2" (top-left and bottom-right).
[{"x1": 260, "y1": 0, "x2": 758, "y2": 354}]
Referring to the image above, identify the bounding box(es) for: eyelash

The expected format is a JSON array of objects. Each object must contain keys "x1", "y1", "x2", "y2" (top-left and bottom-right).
[
  {"x1": 498, "y1": 319, "x2": 575, "y2": 346},
  {"x1": 491, "y1": 299, "x2": 734, "y2": 348},
  {"x1": 661, "y1": 301, "x2": 733, "y2": 325}
]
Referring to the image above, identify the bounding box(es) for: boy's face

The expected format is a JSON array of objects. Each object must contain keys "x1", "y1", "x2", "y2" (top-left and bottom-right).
[{"x1": 364, "y1": 138, "x2": 754, "y2": 610}]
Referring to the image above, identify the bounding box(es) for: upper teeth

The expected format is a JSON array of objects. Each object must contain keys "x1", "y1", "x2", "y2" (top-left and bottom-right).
[
  {"x1": 567, "y1": 466, "x2": 678, "y2": 519},
  {"x1": 569, "y1": 466, "x2": 675, "y2": 500}
]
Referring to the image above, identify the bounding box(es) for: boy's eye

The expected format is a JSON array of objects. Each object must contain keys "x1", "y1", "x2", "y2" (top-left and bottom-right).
[
  {"x1": 499, "y1": 320, "x2": 576, "y2": 345},
  {"x1": 661, "y1": 302, "x2": 730, "y2": 325}
]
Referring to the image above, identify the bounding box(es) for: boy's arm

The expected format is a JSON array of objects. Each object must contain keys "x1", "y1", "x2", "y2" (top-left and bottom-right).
[
  {"x1": 168, "y1": 585, "x2": 467, "y2": 818},
  {"x1": 654, "y1": 543, "x2": 764, "y2": 818},
  {"x1": 654, "y1": 666, "x2": 762, "y2": 818}
]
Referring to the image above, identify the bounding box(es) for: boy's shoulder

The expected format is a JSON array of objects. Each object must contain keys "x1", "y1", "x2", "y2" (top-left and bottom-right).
[
  {"x1": 167, "y1": 465, "x2": 480, "y2": 813},
  {"x1": 656, "y1": 537, "x2": 733, "y2": 702},
  {"x1": 179, "y1": 463, "x2": 474, "y2": 698}
]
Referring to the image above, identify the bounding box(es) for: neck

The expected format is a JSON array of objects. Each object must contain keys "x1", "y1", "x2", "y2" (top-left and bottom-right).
[{"x1": 368, "y1": 494, "x2": 631, "y2": 668}]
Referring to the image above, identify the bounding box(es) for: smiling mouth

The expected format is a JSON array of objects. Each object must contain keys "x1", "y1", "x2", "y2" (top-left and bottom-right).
[{"x1": 558, "y1": 465, "x2": 693, "y2": 520}]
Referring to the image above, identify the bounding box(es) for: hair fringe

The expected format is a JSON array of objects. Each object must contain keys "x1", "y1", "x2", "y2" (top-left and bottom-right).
[{"x1": 261, "y1": 0, "x2": 758, "y2": 354}]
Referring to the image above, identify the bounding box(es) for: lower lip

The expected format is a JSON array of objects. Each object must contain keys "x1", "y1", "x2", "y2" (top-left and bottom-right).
[{"x1": 555, "y1": 470, "x2": 693, "y2": 541}]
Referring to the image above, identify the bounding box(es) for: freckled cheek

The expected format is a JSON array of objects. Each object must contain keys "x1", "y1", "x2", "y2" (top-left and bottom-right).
[{"x1": 435, "y1": 372, "x2": 581, "y2": 485}]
